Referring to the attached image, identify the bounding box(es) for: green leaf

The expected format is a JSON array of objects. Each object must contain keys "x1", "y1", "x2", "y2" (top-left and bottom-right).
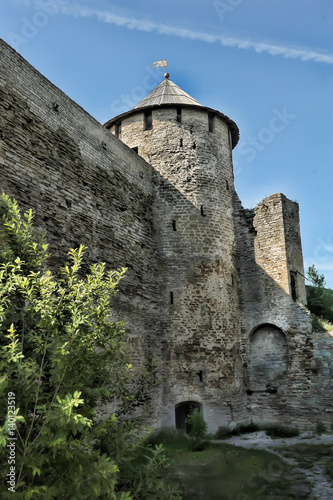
[
  {"x1": 32, "y1": 466, "x2": 41, "y2": 477},
  {"x1": 0, "y1": 194, "x2": 164, "y2": 498}
]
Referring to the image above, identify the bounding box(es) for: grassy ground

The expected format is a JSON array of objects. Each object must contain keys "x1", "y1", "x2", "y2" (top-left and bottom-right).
[
  {"x1": 311, "y1": 313, "x2": 333, "y2": 332},
  {"x1": 146, "y1": 429, "x2": 333, "y2": 499},
  {"x1": 282, "y1": 442, "x2": 333, "y2": 476},
  {"x1": 154, "y1": 437, "x2": 312, "y2": 499}
]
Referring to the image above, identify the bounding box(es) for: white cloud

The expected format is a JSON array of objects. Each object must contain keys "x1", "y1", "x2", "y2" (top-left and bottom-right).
[
  {"x1": 59, "y1": 3, "x2": 333, "y2": 64},
  {"x1": 319, "y1": 243, "x2": 333, "y2": 252}
]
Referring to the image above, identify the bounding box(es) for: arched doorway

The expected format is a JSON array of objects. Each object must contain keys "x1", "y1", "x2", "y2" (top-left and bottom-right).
[
  {"x1": 248, "y1": 324, "x2": 288, "y2": 391},
  {"x1": 175, "y1": 401, "x2": 202, "y2": 432}
]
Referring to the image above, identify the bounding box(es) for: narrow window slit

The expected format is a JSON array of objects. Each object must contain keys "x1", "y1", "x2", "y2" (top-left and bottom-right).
[
  {"x1": 228, "y1": 130, "x2": 233, "y2": 147},
  {"x1": 290, "y1": 271, "x2": 297, "y2": 301},
  {"x1": 170, "y1": 291, "x2": 174, "y2": 305},
  {"x1": 144, "y1": 111, "x2": 153, "y2": 130},
  {"x1": 226, "y1": 179, "x2": 229, "y2": 190},
  {"x1": 115, "y1": 122, "x2": 121, "y2": 137},
  {"x1": 208, "y1": 113, "x2": 215, "y2": 133},
  {"x1": 180, "y1": 138, "x2": 183, "y2": 147},
  {"x1": 172, "y1": 220, "x2": 177, "y2": 231},
  {"x1": 197, "y1": 371, "x2": 203, "y2": 382},
  {"x1": 200, "y1": 205, "x2": 205, "y2": 216},
  {"x1": 176, "y1": 107, "x2": 182, "y2": 123}
]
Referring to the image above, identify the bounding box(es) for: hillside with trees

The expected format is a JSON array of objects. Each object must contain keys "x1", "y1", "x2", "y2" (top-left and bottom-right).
[{"x1": 306, "y1": 265, "x2": 333, "y2": 330}]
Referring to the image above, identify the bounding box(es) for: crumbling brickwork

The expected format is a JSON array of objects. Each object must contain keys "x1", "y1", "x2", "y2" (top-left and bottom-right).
[{"x1": 0, "y1": 38, "x2": 331, "y2": 432}]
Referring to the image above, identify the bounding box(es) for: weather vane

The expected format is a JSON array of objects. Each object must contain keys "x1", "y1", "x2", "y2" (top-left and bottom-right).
[{"x1": 152, "y1": 59, "x2": 169, "y2": 78}]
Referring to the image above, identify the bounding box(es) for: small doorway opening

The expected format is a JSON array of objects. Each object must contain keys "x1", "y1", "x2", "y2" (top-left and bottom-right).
[{"x1": 175, "y1": 401, "x2": 202, "y2": 432}]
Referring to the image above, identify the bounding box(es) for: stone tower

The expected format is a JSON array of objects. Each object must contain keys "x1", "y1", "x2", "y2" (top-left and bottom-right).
[{"x1": 105, "y1": 74, "x2": 244, "y2": 431}]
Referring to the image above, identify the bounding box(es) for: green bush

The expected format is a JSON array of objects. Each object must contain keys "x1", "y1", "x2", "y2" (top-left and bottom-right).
[
  {"x1": 239, "y1": 421, "x2": 259, "y2": 434},
  {"x1": 311, "y1": 313, "x2": 333, "y2": 332},
  {"x1": 316, "y1": 421, "x2": 327, "y2": 434},
  {"x1": 145, "y1": 428, "x2": 190, "y2": 454},
  {"x1": 186, "y1": 409, "x2": 209, "y2": 451},
  {"x1": 115, "y1": 442, "x2": 182, "y2": 499},
  {"x1": 214, "y1": 426, "x2": 232, "y2": 439},
  {"x1": 214, "y1": 421, "x2": 260, "y2": 439},
  {"x1": 265, "y1": 423, "x2": 300, "y2": 438},
  {"x1": 0, "y1": 194, "x2": 180, "y2": 499}
]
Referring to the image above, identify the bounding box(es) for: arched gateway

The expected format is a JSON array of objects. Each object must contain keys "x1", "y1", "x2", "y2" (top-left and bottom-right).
[{"x1": 175, "y1": 401, "x2": 202, "y2": 432}]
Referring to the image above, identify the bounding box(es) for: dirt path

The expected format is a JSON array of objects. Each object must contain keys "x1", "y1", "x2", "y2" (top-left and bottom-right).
[{"x1": 216, "y1": 432, "x2": 333, "y2": 499}]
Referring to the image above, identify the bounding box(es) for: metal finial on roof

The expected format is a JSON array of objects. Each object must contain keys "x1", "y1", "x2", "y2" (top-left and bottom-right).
[{"x1": 164, "y1": 72, "x2": 170, "y2": 79}]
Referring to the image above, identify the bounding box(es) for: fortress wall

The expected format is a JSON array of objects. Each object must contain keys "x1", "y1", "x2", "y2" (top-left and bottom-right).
[{"x1": 0, "y1": 40, "x2": 166, "y2": 409}]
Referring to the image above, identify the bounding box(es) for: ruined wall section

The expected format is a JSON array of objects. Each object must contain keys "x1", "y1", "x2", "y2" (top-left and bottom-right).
[
  {"x1": 254, "y1": 194, "x2": 289, "y2": 294},
  {"x1": 282, "y1": 197, "x2": 307, "y2": 305},
  {"x1": 233, "y1": 192, "x2": 316, "y2": 428},
  {"x1": 0, "y1": 40, "x2": 166, "y2": 416},
  {"x1": 240, "y1": 328, "x2": 333, "y2": 430},
  {"x1": 117, "y1": 107, "x2": 242, "y2": 431},
  {"x1": 234, "y1": 192, "x2": 311, "y2": 332}
]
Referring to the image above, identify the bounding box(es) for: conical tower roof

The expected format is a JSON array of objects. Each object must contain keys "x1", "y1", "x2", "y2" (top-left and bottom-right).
[
  {"x1": 104, "y1": 74, "x2": 239, "y2": 148},
  {"x1": 133, "y1": 74, "x2": 201, "y2": 109}
]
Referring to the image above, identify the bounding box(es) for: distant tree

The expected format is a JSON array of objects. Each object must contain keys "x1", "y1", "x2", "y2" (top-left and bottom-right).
[
  {"x1": 307, "y1": 265, "x2": 333, "y2": 324},
  {"x1": 308, "y1": 265, "x2": 325, "y2": 288},
  {"x1": 0, "y1": 194, "x2": 180, "y2": 499}
]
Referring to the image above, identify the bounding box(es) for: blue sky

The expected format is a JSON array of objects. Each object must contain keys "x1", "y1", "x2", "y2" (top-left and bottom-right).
[{"x1": 1, "y1": 0, "x2": 333, "y2": 287}]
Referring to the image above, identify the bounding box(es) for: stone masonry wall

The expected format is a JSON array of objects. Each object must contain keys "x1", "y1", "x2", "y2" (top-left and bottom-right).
[
  {"x1": 233, "y1": 192, "x2": 333, "y2": 429},
  {"x1": 310, "y1": 331, "x2": 333, "y2": 429},
  {"x1": 234, "y1": 192, "x2": 311, "y2": 333},
  {"x1": 282, "y1": 196, "x2": 307, "y2": 305},
  {"x1": 0, "y1": 39, "x2": 166, "y2": 421},
  {"x1": 114, "y1": 106, "x2": 243, "y2": 432}
]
